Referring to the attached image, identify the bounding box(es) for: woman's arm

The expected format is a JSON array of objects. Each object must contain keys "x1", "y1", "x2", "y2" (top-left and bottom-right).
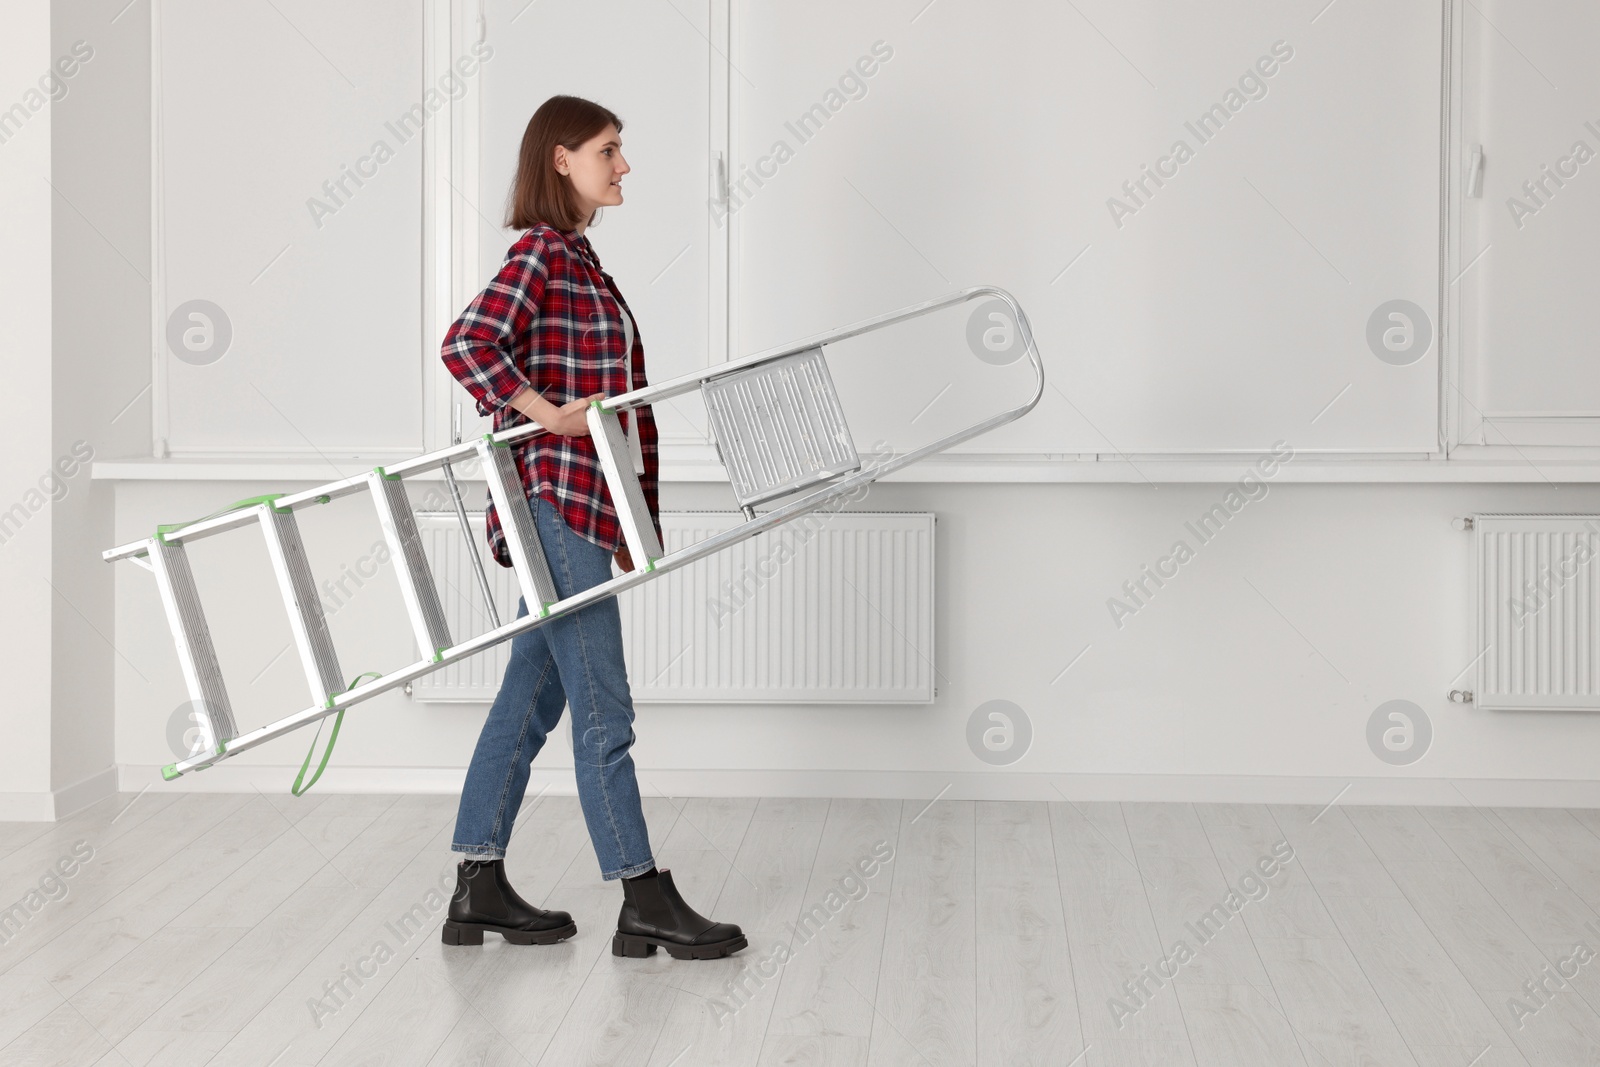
[
  {"x1": 502, "y1": 382, "x2": 600, "y2": 437},
  {"x1": 441, "y1": 240, "x2": 600, "y2": 437},
  {"x1": 440, "y1": 238, "x2": 552, "y2": 419}
]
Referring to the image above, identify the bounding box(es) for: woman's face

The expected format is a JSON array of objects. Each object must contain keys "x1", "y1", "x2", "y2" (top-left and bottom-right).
[{"x1": 555, "y1": 123, "x2": 629, "y2": 218}]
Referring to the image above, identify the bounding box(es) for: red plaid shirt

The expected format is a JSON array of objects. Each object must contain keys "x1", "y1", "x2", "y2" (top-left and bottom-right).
[{"x1": 441, "y1": 222, "x2": 661, "y2": 567}]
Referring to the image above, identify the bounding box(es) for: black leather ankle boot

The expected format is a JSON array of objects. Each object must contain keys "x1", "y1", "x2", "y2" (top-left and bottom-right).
[
  {"x1": 612, "y1": 867, "x2": 747, "y2": 960},
  {"x1": 441, "y1": 858, "x2": 576, "y2": 946}
]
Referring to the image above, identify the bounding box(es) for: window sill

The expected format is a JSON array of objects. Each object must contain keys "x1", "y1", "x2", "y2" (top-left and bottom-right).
[{"x1": 87, "y1": 447, "x2": 1600, "y2": 484}]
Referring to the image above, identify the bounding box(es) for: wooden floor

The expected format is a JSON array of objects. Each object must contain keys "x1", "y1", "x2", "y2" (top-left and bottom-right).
[{"x1": 1, "y1": 792, "x2": 1598, "y2": 1066}]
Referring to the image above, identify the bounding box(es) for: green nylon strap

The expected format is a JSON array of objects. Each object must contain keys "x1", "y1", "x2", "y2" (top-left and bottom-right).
[
  {"x1": 291, "y1": 671, "x2": 382, "y2": 797},
  {"x1": 156, "y1": 492, "x2": 289, "y2": 542}
]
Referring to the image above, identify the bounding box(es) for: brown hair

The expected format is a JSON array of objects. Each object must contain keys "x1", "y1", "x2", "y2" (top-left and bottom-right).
[{"x1": 505, "y1": 95, "x2": 623, "y2": 233}]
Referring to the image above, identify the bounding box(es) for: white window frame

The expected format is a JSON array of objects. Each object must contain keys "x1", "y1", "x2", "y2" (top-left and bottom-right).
[
  {"x1": 1441, "y1": 0, "x2": 1600, "y2": 459},
  {"x1": 422, "y1": 0, "x2": 733, "y2": 456}
]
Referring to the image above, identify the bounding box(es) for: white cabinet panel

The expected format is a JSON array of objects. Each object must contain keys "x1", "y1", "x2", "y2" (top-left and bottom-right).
[
  {"x1": 471, "y1": 0, "x2": 713, "y2": 445},
  {"x1": 731, "y1": 0, "x2": 1441, "y2": 455},
  {"x1": 159, "y1": 0, "x2": 425, "y2": 456}
]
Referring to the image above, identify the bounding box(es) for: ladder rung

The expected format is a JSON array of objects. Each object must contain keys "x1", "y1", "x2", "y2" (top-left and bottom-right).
[
  {"x1": 368, "y1": 469, "x2": 452, "y2": 661},
  {"x1": 148, "y1": 537, "x2": 238, "y2": 750},
  {"x1": 258, "y1": 504, "x2": 344, "y2": 707},
  {"x1": 702, "y1": 345, "x2": 861, "y2": 508},
  {"x1": 474, "y1": 437, "x2": 560, "y2": 613},
  {"x1": 587, "y1": 403, "x2": 664, "y2": 568}
]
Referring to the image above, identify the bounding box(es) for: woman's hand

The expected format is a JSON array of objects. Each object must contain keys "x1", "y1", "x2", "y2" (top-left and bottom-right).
[
  {"x1": 613, "y1": 542, "x2": 634, "y2": 573},
  {"x1": 546, "y1": 393, "x2": 606, "y2": 437},
  {"x1": 508, "y1": 388, "x2": 605, "y2": 438}
]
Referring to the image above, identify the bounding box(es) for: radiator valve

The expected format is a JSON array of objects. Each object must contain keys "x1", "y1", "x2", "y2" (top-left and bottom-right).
[
  {"x1": 1447, "y1": 689, "x2": 1474, "y2": 704},
  {"x1": 1452, "y1": 516, "x2": 1474, "y2": 531}
]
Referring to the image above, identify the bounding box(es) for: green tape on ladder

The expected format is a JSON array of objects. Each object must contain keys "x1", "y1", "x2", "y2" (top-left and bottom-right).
[
  {"x1": 156, "y1": 493, "x2": 286, "y2": 543},
  {"x1": 154, "y1": 492, "x2": 331, "y2": 544}
]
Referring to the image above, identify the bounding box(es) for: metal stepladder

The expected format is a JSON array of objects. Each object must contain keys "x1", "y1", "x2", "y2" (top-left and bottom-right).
[{"x1": 103, "y1": 285, "x2": 1044, "y2": 781}]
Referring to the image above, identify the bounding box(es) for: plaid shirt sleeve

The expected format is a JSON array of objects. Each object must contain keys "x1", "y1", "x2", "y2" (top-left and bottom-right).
[
  {"x1": 440, "y1": 225, "x2": 661, "y2": 566},
  {"x1": 440, "y1": 237, "x2": 552, "y2": 418}
]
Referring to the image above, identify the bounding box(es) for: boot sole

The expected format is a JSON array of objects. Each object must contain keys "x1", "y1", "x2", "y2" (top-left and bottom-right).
[
  {"x1": 441, "y1": 919, "x2": 577, "y2": 946},
  {"x1": 611, "y1": 931, "x2": 749, "y2": 960}
]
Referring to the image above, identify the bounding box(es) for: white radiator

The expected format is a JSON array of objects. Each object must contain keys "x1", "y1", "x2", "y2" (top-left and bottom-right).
[
  {"x1": 1475, "y1": 513, "x2": 1600, "y2": 711},
  {"x1": 412, "y1": 510, "x2": 935, "y2": 704}
]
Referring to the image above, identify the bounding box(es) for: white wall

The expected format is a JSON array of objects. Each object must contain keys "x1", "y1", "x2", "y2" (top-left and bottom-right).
[
  {"x1": 0, "y1": 0, "x2": 150, "y2": 819},
  {"x1": 0, "y1": 0, "x2": 58, "y2": 816},
  {"x1": 49, "y1": 0, "x2": 150, "y2": 807},
  {"x1": 106, "y1": 473, "x2": 1600, "y2": 806}
]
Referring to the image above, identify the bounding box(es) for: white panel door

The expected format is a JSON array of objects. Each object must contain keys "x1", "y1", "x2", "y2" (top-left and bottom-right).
[
  {"x1": 731, "y1": 0, "x2": 1442, "y2": 456},
  {"x1": 159, "y1": 0, "x2": 425, "y2": 456}
]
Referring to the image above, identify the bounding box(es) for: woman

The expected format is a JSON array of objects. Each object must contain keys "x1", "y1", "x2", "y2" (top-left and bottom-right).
[{"x1": 437, "y1": 94, "x2": 745, "y2": 961}]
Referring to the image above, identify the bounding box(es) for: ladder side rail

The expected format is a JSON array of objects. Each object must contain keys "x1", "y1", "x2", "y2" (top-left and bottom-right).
[
  {"x1": 101, "y1": 437, "x2": 535, "y2": 562},
  {"x1": 599, "y1": 284, "x2": 1028, "y2": 412},
  {"x1": 104, "y1": 286, "x2": 1032, "y2": 563}
]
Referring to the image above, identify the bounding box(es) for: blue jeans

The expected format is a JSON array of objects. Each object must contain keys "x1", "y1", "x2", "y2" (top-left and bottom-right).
[{"x1": 451, "y1": 492, "x2": 656, "y2": 880}]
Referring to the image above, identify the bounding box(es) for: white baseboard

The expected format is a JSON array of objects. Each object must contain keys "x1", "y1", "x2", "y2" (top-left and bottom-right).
[
  {"x1": 116, "y1": 765, "x2": 1600, "y2": 808},
  {"x1": 117, "y1": 764, "x2": 470, "y2": 795},
  {"x1": 55, "y1": 767, "x2": 120, "y2": 818},
  {"x1": 0, "y1": 766, "x2": 121, "y2": 822},
  {"x1": 0, "y1": 793, "x2": 56, "y2": 821}
]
